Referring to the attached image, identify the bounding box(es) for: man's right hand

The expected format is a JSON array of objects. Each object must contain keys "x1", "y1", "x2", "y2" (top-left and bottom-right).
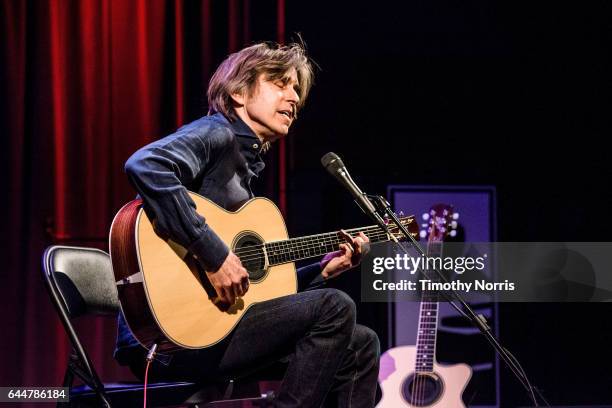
[{"x1": 205, "y1": 251, "x2": 249, "y2": 305}]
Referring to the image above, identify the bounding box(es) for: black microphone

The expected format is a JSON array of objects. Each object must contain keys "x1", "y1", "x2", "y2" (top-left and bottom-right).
[
  {"x1": 321, "y1": 152, "x2": 378, "y2": 216},
  {"x1": 321, "y1": 152, "x2": 396, "y2": 240}
]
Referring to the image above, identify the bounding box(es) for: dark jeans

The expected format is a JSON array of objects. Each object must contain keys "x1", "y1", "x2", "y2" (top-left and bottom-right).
[{"x1": 127, "y1": 288, "x2": 380, "y2": 407}]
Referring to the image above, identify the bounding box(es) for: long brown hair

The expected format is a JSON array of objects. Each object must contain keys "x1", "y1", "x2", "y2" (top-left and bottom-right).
[{"x1": 207, "y1": 41, "x2": 314, "y2": 121}]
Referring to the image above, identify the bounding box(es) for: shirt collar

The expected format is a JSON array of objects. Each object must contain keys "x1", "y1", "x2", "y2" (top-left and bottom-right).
[
  {"x1": 212, "y1": 112, "x2": 267, "y2": 155},
  {"x1": 210, "y1": 112, "x2": 266, "y2": 173},
  {"x1": 213, "y1": 112, "x2": 259, "y2": 139}
]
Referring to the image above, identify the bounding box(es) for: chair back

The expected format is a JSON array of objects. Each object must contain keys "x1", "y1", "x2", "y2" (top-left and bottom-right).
[{"x1": 42, "y1": 245, "x2": 119, "y2": 318}]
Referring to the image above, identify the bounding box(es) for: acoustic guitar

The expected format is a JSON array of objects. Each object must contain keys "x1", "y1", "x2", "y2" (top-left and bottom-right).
[
  {"x1": 377, "y1": 204, "x2": 472, "y2": 407},
  {"x1": 110, "y1": 192, "x2": 417, "y2": 352}
]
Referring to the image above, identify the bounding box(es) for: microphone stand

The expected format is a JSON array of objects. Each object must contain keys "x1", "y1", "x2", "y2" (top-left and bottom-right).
[{"x1": 364, "y1": 194, "x2": 541, "y2": 407}]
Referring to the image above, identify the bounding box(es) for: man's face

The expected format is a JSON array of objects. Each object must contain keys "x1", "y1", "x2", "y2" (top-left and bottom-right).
[{"x1": 233, "y1": 68, "x2": 300, "y2": 142}]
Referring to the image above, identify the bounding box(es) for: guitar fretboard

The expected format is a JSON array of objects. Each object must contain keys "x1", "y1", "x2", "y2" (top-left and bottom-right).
[
  {"x1": 415, "y1": 241, "x2": 442, "y2": 373},
  {"x1": 263, "y1": 223, "x2": 403, "y2": 266},
  {"x1": 235, "y1": 217, "x2": 415, "y2": 276}
]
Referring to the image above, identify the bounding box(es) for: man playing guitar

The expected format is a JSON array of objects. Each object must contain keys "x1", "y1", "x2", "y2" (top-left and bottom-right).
[{"x1": 114, "y1": 41, "x2": 378, "y2": 407}]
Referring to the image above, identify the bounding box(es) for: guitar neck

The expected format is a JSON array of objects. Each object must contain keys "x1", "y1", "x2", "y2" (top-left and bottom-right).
[
  {"x1": 415, "y1": 240, "x2": 443, "y2": 373},
  {"x1": 261, "y1": 223, "x2": 397, "y2": 267}
]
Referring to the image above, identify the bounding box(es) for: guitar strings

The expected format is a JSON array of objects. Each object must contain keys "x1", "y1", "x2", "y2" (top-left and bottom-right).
[
  {"x1": 234, "y1": 227, "x2": 376, "y2": 261},
  {"x1": 232, "y1": 219, "x2": 414, "y2": 262},
  {"x1": 237, "y1": 231, "x2": 396, "y2": 269},
  {"x1": 236, "y1": 229, "x2": 399, "y2": 265},
  {"x1": 240, "y1": 236, "x2": 399, "y2": 270},
  {"x1": 237, "y1": 232, "x2": 398, "y2": 272},
  {"x1": 232, "y1": 223, "x2": 393, "y2": 258},
  {"x1": 236, "y1": 226, "x2": 386, "y2": 260},
  {"x1": 233, "y1": 216, "x2": 414, "y2": 257},
  {"x1": 413, "y1": 239, "x2": 444, "y2": 405}
]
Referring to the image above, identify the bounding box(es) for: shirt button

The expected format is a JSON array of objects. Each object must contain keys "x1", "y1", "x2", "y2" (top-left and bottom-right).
[{"x1": 252, "y1": 143, "x2": 259, "y2": 149}]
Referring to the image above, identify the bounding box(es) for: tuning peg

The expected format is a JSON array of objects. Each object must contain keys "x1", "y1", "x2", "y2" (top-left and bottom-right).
[
  {"x1": 422, "y1": 213, "x2": 430, "y2": 221},
  {"x1": 452, "y1": 213, "x2": 459, "y2": 220},
  {"x1": 451, "y1": 221, "x2": 458, "y2": 229},
  {"x1": 449, "y1": 230, "x2": 457, "y2": 237},
  {"x1": 398, "y1": 210, "x2": 404, "y2": 217},
  {"x1": 419, "y1": 230, "x2": 427, "y2": 239}
]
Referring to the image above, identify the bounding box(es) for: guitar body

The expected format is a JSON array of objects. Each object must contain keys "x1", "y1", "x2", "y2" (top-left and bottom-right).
[
  {"x1": 378, "y1": 346, "x2": 471, "y2": 408},
  {"x1": 110, "y1": 193, "x2": 297, "y2": 352}
]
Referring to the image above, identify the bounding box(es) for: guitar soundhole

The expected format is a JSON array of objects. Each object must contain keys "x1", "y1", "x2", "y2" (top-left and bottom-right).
[
  {"x1": 401, "y1": 372, "x2": 443, "y2": 407},
  {"x1": 234, "y1": 232, "x2": 267, "y2": 282}
]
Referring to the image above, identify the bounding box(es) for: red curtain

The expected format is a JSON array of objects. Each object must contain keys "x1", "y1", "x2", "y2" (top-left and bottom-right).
[{"x1": 0, "y1": 0, "x2": 282, "y2": 390}]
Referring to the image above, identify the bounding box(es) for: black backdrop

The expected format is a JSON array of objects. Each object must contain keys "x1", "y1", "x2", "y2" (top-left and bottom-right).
[{"x1": 281, "y1": 1, "x2": 612, "y2": 406}]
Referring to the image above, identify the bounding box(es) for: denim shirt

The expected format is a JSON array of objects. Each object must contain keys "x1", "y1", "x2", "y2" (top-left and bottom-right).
[
  {"x1": 124, "y1": 112, "x2": 267, "y2": 272},
  {"x1": 116, "y1": 113, "x2": 322, "y2": 361}
]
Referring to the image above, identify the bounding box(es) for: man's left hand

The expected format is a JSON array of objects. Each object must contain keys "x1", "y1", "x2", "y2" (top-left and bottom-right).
[{"x1": 321, "y1": 230, "x2": 370, "y2": 279}]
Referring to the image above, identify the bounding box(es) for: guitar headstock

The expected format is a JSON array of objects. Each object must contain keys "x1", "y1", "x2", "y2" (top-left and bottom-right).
[
  {"x1": 419, "y1": 203, "x2": 459, "y2": 242},
  {"x1": 385, "y1": 213, "x2": 420, "y2": 240}
]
